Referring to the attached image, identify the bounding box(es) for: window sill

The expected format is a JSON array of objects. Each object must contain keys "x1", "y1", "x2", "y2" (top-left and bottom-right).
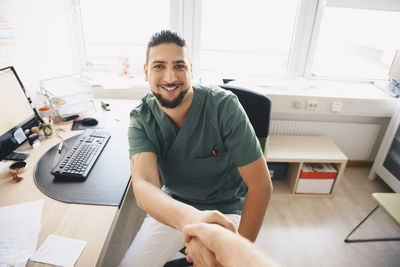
[
  {"x1": 228, "y1": 79, "x2": 398, "y2": 117},
  {"x1": 86, "y1": 71, "x2": 398, "y2": 118},
  {"x1": 84, "y1": 71, "x2": 149, "y2": 99}
]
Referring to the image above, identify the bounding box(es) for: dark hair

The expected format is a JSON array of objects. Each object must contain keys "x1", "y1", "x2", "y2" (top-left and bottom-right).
[{"x1": 146, "y1": 30, "x2": 186, "y2": 64}]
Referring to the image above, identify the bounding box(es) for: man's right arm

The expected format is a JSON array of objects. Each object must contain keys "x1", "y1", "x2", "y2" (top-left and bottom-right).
[{"x1": 130, "y1": 152, "x2": 235, "y2": 232}]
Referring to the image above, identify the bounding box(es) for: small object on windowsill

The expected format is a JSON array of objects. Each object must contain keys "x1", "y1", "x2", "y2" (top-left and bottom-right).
[
  {"x1": 122, "y1": 58, "x2": 130, "y2": 75},
  {"x1": 101, "y1": 101, "x2": 110, "y2": 111}
]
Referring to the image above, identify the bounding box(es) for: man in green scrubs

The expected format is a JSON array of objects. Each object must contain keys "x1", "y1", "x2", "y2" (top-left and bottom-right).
[{"x1": 120, "y1": 30, "x2": 272, "y2": 267}]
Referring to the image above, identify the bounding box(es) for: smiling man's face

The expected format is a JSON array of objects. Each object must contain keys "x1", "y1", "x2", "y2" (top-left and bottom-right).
[{"x1": 145, "y1": 43, "x2": 193, "y2": 109}]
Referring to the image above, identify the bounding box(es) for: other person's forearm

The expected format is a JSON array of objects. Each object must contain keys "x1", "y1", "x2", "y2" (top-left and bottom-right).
[
  {"x1": 183, "y1": 223, "x2": 282, "y2": 267},
  {"x1": 225, "y1": 232, "x2": 281, "y2": 267}
]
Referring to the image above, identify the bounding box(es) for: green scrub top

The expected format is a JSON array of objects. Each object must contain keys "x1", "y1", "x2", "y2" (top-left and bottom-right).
[{"x1": 128, "y1": 84, "x2": 263, "y2": 214}]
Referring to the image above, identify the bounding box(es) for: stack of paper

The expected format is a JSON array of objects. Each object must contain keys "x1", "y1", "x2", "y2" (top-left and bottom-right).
[
  {"x1": 30, "y1": 235, "x2": 87, "y2": 267},
  {"x1": 0, "y1": 200, "x2": 43, "y2": 266}
]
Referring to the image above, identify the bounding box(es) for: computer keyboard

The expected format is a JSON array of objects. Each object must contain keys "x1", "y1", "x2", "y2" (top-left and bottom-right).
[{"x1": 51, "y1": 130, "x2": 111, "y2": 179}]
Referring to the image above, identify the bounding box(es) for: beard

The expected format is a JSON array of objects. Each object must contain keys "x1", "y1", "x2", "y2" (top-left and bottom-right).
[{"x1": 153, "y1": 86, "x2": 189, "y2": 109}]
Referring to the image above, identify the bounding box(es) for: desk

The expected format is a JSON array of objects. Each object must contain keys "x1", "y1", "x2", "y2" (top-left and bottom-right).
[{"x1": 0, "y1": 99, "x2": 143, "y2": 266}]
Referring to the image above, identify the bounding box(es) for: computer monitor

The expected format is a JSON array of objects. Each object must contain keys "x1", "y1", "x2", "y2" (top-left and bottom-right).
[
  {"x1": 372, "y1": 50, "x2": 400, "y2": 97},
  {"x1": 0, "y1": 66, "x2": 41, "y2": 160},
  {"x1": 389, "y1": 49, "x2": 400, "y2": 82}
]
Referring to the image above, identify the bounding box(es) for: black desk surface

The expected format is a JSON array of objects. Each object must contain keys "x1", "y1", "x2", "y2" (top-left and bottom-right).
[{"x1": 34, "y1": 128, "x2": 131, "y2": 206}]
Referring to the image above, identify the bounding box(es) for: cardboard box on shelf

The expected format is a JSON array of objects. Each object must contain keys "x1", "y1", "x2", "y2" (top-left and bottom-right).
[
  {"x1": 296, "y1": 163, "x2": 338, "y2": 194},
  {"x1": 296, "y1": 179, "x2": 335, "y2": 194},
  {"x1": 299, "y1": 163, "x2": 337, "y2": 179}
]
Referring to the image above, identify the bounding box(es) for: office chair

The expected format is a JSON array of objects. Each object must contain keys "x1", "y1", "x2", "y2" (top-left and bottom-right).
[
  {"x1": 164, "y1": 84, "x2": 272, "y2": 267},
  {"x1": 219, "y1": 84, "x2": 271, "y2": 153}
]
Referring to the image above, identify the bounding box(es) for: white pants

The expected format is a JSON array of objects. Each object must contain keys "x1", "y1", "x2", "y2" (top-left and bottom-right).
[{"x1": 119, "y1": 213, "x2": 241, "y2": 267}]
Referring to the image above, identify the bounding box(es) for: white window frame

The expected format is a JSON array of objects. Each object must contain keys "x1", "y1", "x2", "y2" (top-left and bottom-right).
[
  {"x1": 303, "y1": 0, "x2": 400, "y2": 80},
  {"x1": 171, "y1": 0, "x2": 202, "y2": 76},
  {"x1": 72, "y1": 0, "x2": 183, "y2": 72},
  {"x1": 72, "y1": 0, "x2": 400, "y2": 82},
  {"x1": 71, "y1": 0, "x2": 88, "y2": 71},
  {"x1": 287, "y1": 0, "x2": 320, "y2": 77}
]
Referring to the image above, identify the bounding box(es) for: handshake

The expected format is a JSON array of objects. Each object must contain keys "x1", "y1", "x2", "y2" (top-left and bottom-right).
[{"x1": 182, "y1": 211, "x2": 281, "y2": 267}]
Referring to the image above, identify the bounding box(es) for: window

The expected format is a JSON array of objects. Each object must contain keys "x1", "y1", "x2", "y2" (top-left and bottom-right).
[
  {"x1": 311, "y1": 6, "x2": 400, "y2": 80},
  {"x1": 199, "y1": 0, "x2": 300, "y2": 79},
  {"x1": 78, "y1": 0, "x2": 170, "y2": 70},
  {"x1": 74, "y1": 0, "x2": 400, "y2": 84}
]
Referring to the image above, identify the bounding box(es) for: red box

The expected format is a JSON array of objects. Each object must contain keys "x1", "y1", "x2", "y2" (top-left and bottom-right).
[{"x1": 299, "y1": 163, "x2": 337, "y2": 179}]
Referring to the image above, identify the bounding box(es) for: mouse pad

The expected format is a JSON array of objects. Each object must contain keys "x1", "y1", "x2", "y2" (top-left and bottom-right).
[
  {"x1": 71, "y1": 119, "x2": 102, "y2": 130},
  {"x1": 33, "y1": 128, "x2": 130, "y2": 207}
]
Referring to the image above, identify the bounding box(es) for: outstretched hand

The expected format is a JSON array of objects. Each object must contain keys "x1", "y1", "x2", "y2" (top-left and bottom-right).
[
  {"x1": 183, "y1": 223, "x2": 282, "y2": 267},
  {"x1": 183, "y1": 223, "x2": 239, "y2": 267},
  {"x1": 180, "y1": 210, "x2": 236, "y2": 267},
  {"x1": 185, "y1": 236, "x2": 222, "y2": 267}
]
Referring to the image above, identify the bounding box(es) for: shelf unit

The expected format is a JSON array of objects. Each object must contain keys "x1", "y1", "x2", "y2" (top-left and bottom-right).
[{"x1": 265, "y1": 135, "x2": 348, "y2": 196}]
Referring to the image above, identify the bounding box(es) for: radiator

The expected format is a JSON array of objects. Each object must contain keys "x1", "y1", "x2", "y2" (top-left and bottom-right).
[{"x1": 270, "y1": 120, "x2": 381, "y2": 160}]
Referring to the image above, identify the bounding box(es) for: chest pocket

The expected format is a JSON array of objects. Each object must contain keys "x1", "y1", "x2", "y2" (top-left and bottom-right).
[
  {"x1": 159, "y1": 148, "x2": 229, "y2": 196},
  {"x1": 193, "y1": 154, "x2": 225, "y2": 180}
]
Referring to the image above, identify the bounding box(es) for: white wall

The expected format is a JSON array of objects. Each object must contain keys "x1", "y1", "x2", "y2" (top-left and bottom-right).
[{"x1": 0, "y1": 0, "x2": 79, "y2": 99}]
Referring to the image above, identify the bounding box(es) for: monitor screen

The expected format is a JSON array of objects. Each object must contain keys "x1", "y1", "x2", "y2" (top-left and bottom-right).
[
  {"x1": 383, "y1": 122, "x2": 400, "y2": 183},
  {"x1": 0, "y1": 66, "x2": 40, "y2": 160},
  {"x1": 389, "y1": 49, "x2": 400, "y2": 82},
  {"x1": 0, "y1": 68, "x2": 35, "y2": 136}
]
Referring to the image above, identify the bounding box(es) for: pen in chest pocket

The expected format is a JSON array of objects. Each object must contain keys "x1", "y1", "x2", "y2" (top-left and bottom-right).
[{"x1": 212, "y1": 149, "x2": 218, "y2": 160}]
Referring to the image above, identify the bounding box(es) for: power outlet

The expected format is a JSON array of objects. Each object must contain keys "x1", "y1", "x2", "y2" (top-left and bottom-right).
[
  {"x1": 331, "y1": 101, "x2": 343, "y2": 112},
  {"x1": 306, "y1": 100, "x2": 319, "y2": 110},
  {"x1": 293, "y1": 100, "x2": 304, "y2": 109}
]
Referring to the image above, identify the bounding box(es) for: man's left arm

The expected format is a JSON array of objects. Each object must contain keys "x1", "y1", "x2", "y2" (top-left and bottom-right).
[{"x1": 237, "y1": 156, "x2": 273, "y2": 242}]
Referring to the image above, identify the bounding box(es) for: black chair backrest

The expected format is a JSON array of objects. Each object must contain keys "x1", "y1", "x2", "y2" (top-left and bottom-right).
[{"x1": 219, "y1": 85, "x2": 271, "y2": 139}]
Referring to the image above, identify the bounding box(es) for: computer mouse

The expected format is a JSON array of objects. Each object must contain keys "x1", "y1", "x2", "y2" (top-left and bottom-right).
[{"x1": 81, "y1": 117, "x2": 98, "y2": 126}]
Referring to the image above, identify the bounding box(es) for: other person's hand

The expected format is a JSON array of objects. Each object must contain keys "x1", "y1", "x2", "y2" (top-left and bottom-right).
[
  {"x1": 180, "y1": 210, "x2": 235, "y2": 267},
  {"x1": 183, "y1": 223, "x2": 282, "y2": 267},
  {"x1": 184, "y1": 236, "x2": 222, "y2": 267}
]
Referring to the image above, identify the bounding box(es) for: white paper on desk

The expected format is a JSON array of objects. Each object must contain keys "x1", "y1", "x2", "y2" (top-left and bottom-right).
[
  {"x1": 0, "y1": 160, "x2": 12, "y2": 172},
  {"x1": 30, "y1": 235, "x2": 87, "y2": 267},
  {"x1": 0, "y1": 200, "x2": 43, "y2": 266}
]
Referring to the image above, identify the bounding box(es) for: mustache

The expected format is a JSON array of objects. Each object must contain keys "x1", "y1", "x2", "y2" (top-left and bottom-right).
[{"x1": 158, "y1": 83, "x2": 183, "y2": 87}]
